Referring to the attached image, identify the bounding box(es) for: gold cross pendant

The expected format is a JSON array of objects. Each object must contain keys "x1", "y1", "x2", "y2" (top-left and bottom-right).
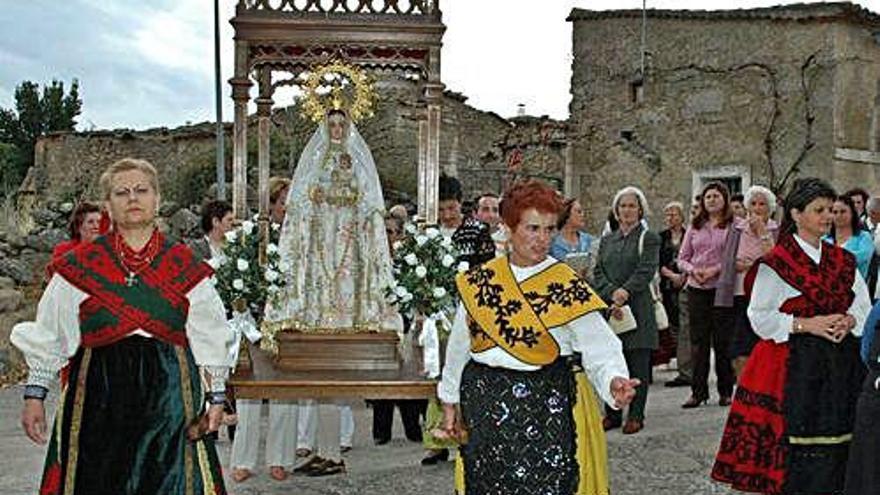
[{"x1": 125, "y1": 272, "x2": 137, "y2": 287}]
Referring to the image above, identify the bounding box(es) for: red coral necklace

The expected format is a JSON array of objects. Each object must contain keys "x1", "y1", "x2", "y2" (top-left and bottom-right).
[{"x1": 114, "y1": 229, "x2": 161, "y2": 286}]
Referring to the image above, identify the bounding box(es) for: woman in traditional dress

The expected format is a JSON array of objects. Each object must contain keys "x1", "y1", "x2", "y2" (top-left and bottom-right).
[
  {"x1": 264, "y1": 107, "x2": 400, "y2": 476},
  {"x1": 716, "y1": 185, "x2": 779, "y2": 379},
  {"x1": 14, "y1": 158, "x2": 235, "y2": 495},
  {"x1": 712, "y1": 178, "x2": 870, "y2": 495},
  {"x1": 592, "y1": 186, "x2": 659, "y2": 435},
  {"x1": 678, "y1": 181, "x2": 735, "y2": 408},
  {"x1": 437, "y1": 179, "x2": 638, "y2": 495},
  {"x1": 845, "y1": 301, "x2": 880, "y2": 494},
  {"x1": 52, "y1": 201, "x2": 104, "y2": 259}
]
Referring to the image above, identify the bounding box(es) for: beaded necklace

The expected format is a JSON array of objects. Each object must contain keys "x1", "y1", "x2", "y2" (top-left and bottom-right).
[{"x1": 114, "y1": 229, "x2": 161, "y2": 286}]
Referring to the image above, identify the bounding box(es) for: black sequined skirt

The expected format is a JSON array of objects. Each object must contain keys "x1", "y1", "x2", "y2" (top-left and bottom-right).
[{"x1": 459, "y1": 358, "x2": 577, "y2": 495}]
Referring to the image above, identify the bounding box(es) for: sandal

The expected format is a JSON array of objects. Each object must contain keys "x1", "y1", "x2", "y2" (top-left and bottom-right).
[
  {"x1": 295, "y1": 448, "x2": 313, "y2": 458},
  {"x1": 269, "y1": 466, "x2": 288, "y2": 481},
  {"x1": 231, "y1": 468, "x2": 253, "y2": 483},
  {"x1": 306, "y1": 459, "x2": 346, "y2": 477}
]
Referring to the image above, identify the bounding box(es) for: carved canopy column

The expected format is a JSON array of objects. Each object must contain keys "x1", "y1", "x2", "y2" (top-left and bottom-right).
[
  {"x1": 419, "y1": 44, "x2": 444, "y2": 224},
  {"x1": 230, "y1": 38, "x2": 253, "y2": 220}
]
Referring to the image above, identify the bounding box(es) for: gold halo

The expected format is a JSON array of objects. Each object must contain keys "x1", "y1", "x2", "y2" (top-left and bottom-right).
[{"x1": 301, "y1": 61, "x2": 375, "y2": 124}]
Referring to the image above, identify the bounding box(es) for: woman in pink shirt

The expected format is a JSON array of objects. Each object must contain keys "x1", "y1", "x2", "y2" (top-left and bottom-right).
[{"x1": 678, "y1": 182, "x2": 734, "y2": 408}]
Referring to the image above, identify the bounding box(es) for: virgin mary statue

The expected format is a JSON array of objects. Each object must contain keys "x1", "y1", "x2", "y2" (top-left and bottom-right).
[{"x1": 263, "y1": 108, "x2": 401, "y2": 342}]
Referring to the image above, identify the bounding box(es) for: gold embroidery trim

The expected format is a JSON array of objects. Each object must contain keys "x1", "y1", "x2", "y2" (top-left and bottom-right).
[
  {"x1": 196, "y1": 442, "x2": 214, "y2": 493},
  {"x1": 787, "y1": 433, "x2": 853, "y2": 445},
  {"x1": 457, "y1": 257, "x2": 606, "y2": 366},
  {"x1": 175, "y1": 347, "x2": 195, "y2": 495},
  {"x1": 64, "y1": 348, "x2": 91, "y2": 495}
]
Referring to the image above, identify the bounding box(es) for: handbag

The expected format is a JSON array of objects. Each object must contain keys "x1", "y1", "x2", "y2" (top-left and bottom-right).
[
  {"x1": 639, "y1": 230, "x2": 670, "y2": 330},
  {"x1": 607, "y1": 304, "x2": 638, "y2": 335}
]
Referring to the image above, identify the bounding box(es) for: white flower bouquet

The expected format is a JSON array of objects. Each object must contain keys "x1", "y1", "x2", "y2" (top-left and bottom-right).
[
  {"x1": 214, "y1": 215, "x2": 287, "y2": 318},
  {"x1": 385, "y1": 224, "x2": 467, "y2": 322}
]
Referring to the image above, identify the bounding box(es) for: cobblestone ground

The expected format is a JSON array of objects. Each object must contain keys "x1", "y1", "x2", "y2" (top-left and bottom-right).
[{"x1": 0, "y1": 367, "x2": 736, "y2": 495}]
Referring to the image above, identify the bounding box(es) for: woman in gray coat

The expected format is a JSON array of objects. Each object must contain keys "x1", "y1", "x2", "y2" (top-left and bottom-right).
[{"x1": 593, "y1": 186, "x2": 660, "y2": 434}]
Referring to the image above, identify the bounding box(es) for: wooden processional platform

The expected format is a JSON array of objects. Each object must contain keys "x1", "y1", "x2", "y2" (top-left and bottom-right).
[{"x1": 229, "y1": 333, "x2": 438, "y2": 401}]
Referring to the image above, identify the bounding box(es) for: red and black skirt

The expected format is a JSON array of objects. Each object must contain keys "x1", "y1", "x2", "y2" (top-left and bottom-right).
[{"x1": 712, "y1": 334, "x2": 864, "y2": 494}]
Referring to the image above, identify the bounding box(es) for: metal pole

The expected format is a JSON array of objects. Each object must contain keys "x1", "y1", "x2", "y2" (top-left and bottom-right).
[
  {"x1": 214, "y1": 0, "x2": 226, "y2": 200},
  {"x1": 640, "y1": 0, "x2": 647, "y2": 78}
]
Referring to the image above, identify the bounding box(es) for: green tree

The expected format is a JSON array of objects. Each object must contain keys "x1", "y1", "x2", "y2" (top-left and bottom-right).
[{"x1": 0, "y1": 79, "x2": 82, "y2": 193}]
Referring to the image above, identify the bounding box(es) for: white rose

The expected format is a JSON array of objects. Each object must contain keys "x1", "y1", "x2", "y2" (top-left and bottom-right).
[
  {"x1": 405, "y1": 223, "x2": 417, "y2": 234},
  {"x1": 264, "y1": 269, "x2": 279, "y2": 282},
  {"x1": 267, "y1": 285, "x2": 279, "y2": 294},
  {"x1": 387, "y1": 293, "x2": 398, "y2": 304},
  {"x1": 224, "y1": 231, "x2": 237, "y2": 242},
  {"x1": 232, "y1": 279, "x2": 245, "y2": 290},
  {"x1": 392, "y1": 241, "x2": 403, "y2": 251},
  {"x1": 441, "y1": 236, "x2": 453, "y2": 248},
  {"x1": 415, "y1": 235, "x2": 428, "y2": 246},
  {"x1": 242, "y1": 220, "x2": 255, "y2": 235},
  {"x1": 457, "y1": 261, "x2": 470, "y2": 273},
  {"x1": 401, "y1": 292, "x2": 413, "y2": 302},
  {"x1": 271, "y1": 222, "x2": 280, "y2": 231},
  {"x1": 432, "y1": 287, "x2": 447, "y2": 299},
  {"x1": 394, "y1": 285, "x2": 408, "y2": 297},
  {"x1": 237, "y1": 259, "x2": 249, "y2": 271},
  {"x1": 425, "y1": 227, "x2": 440, "y2": 239},
  {"x1": 415, "y1": 265, "x2": 427, "y2": 278},
  {"x1": 441, "y1": 254, "x2": 455, "y2": 267},
  {"x1": 267, "y1": 243, "x2": 278, "y2": 254},
  {"x1": 404, "y1": 253, "x2": 419, "y2": 266}
]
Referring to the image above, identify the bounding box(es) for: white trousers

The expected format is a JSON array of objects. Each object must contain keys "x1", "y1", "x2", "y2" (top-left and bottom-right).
[
  {"x1": 297, "y1": 400, "x2": 355, "y2": 454},
  {"x1": 229, "y1": 400, "x2": 298, "y2": 470}
]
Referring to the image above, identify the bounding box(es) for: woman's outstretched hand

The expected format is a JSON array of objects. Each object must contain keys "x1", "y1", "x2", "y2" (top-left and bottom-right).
[{"x1": 610, "y1": 377, "x2": 641, "y2": 409}]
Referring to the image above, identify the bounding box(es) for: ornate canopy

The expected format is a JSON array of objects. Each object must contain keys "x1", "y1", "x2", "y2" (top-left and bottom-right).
[{"x1": 229, "y1": 0, "x2": 446, "y2": 223}]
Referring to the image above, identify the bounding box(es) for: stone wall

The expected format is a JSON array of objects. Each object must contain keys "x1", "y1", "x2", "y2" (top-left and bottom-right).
[
  {"x1": 26, "y1": 83, "x2": 516, "y2": 210},
  {"x1": 568, "y1": 6, "x2": 880, "y2": 231}
]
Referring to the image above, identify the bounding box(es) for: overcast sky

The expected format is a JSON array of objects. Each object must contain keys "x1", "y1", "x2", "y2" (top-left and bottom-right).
[{"x1": 1, "y1": 0, "x2": 877, "y2": 130}]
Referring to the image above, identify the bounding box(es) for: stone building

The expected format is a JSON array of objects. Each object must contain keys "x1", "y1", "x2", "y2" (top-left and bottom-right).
[{"x1": 568, "y1": 2, "x2": 880, "y2": 230}]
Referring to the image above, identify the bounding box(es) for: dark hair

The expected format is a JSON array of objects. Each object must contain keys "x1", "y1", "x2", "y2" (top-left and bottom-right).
[
  {"x1": 476, "y1": 192, "x2": 499, "y2": 203},
  {"x1": 829, "y1": 194, "x2": 863, "y2": 240},
  {"x1": 730, "y1": 193, "x2": 745, "y2": 204},
  {"x1": 557, "y1": 198, "x2": 579, "y2": 230},
  {"x1": 200, "y1": 200, "x2": 233, "y2": 234},
  {"x1": 845, "y1": 187, "x2": 869, "y2": 206},
  {"x1": 781, "y1": 178, "x2": 836, "y2": 234},
  {"x1": 692, "y1": 182, "x2": 732, "y2": 229},
  {"x1": 606, "y1": 208, "x2": 619, "y2": 232},
  {"x1": 438, "y1": 174, "x2": 463, "y2": 203},
  {"x1": 501, "y1": 179, "x2": 564, "y2": 230},
  {"x1": 68, "y1": 201, "x2": 102, "y2": 240}
]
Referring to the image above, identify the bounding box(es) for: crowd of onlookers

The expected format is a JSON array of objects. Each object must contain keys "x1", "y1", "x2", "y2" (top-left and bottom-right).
[{"x1": 49, "y1": 177, "x2": 880, "y2": 483}]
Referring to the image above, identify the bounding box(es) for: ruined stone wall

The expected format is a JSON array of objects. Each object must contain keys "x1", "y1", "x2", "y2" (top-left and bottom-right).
[
  {"x1": 568, "y1": 14, "x2": 866, "y2": 231},
  {"x1": 29, "y1": 85, "x2": 514, "y2": 210}
]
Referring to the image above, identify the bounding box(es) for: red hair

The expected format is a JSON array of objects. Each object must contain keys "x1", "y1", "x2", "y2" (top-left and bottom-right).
[{"x1": 501, "y1": 179, "x2": 564, "y2": 230}]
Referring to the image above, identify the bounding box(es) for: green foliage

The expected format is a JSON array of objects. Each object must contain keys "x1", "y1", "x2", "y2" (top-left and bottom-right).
[
  {"x1": 387, "y1": 225, "x2": 463, "y2": 320},
  {"x1": 214, "y1": 217, "x2": 287, "y2": 318},
  {"x1": 0, "y1": 79, "x2": 82, "y2": 195},
  {"x1": 0, "y1": 142, "x2": 20, "y2": 196}
]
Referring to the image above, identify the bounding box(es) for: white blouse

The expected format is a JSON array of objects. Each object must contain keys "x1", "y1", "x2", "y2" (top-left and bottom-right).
[
  {"x1": 748, "y1": 235, "x2": 871, "y2": 343},
  {"x1": 11, "y1": 274, "x2": 236, "y2": 393},
  {"x1": 437, "y1": 257, "x2": 629, "y2": 407}
]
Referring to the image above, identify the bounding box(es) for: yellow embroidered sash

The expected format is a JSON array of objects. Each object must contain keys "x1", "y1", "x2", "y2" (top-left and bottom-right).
[{"x1": 455, "y1": 256, "x2": 607, "y2": 366}]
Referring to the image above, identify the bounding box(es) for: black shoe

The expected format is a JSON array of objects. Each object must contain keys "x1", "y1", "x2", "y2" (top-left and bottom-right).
[
  {"x1": 306, "y1": 459, "x2": 346, "y2": 477},
  {"x1": 421, "y1": 449, "x2": 449, "y2": 465},
  {"x1": 664, "y1": 377, "x2": 691, "y2": 388},
  {"x1": 374, "y1": 437, "x2": 390, "y2": 445}
]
